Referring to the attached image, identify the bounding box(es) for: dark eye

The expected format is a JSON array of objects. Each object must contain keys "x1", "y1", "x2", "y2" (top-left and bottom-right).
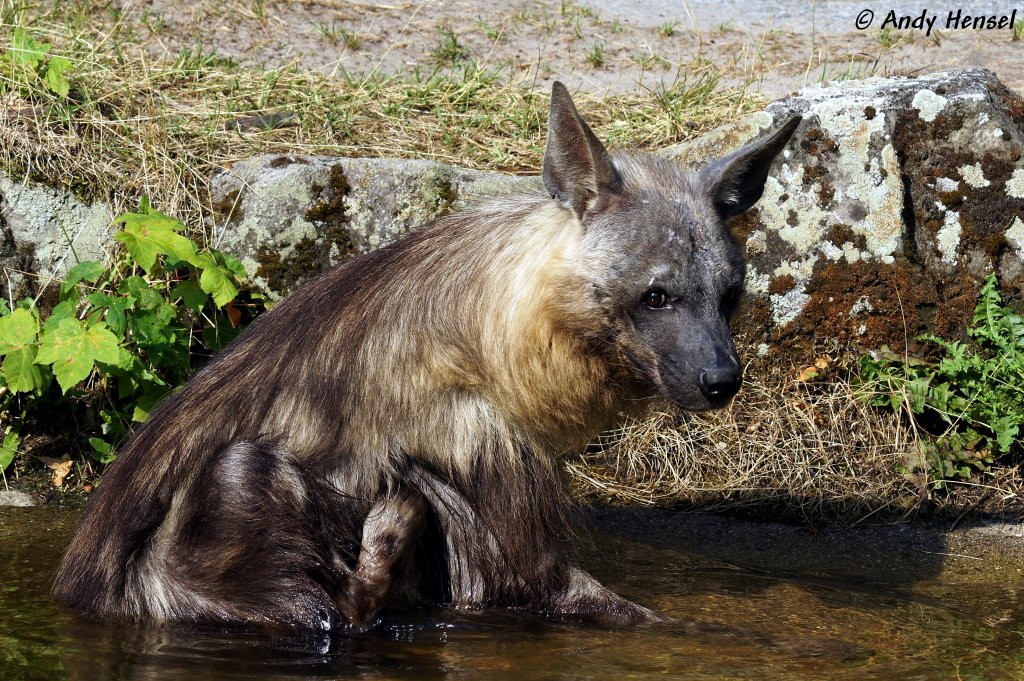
[{"x1": 642, "y1": 288, "x2": 669, "y2": 309}]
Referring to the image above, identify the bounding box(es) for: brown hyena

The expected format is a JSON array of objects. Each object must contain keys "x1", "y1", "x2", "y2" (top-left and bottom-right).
[{"x1": 53, "y1": 82, "x2": 800, "y2": 631}]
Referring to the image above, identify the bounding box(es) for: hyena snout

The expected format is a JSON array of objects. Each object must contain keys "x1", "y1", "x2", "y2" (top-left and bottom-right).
[
  {"x1": 668, "y1": 324, "x2": 743, "y2": 409},
  {"x1": 698, "y1": 362, "x2": 742, "y2": 402}
]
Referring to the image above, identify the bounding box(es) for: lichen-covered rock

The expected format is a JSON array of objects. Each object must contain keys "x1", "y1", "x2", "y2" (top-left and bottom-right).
[
  {"x1": 664, "y1": 68, "x2": 1024, "y2": 357},
  {"x1": 209, "y1": 156, "x2": 537, "y2": 294},
  {"x1": 0, "y1": 174, "x2": 112, "y2": 299}
]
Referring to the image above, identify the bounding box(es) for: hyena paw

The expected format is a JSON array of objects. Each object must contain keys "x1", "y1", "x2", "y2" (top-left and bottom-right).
[
  {"x1": 340, "y1": 485, "x2": 427, "y2": 627},
  {"x1": 553, "y1": 566, "x2": 668, "y2": 625}
]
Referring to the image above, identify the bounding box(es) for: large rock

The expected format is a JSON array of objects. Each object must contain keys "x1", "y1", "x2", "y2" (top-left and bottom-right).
[
  {"x1": 665, "y1": 68, "x2": 1024, "y2": 356},
  {"x1": 0, "y1": 174, "x2": 112, "y2": 298},
  {"x1": 209, "y1": 157, "x2": 536, "y2": 295}
]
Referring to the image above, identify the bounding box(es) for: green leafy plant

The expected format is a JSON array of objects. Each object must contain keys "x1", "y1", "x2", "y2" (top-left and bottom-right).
[
  {"x1": 859, "y1": 273, "x2": 1024, "y2": 485},
  {"x1": 0, "y1": 198, "x2": 258, "y2": 478},
  {"x1": 1, "y1": 26, "x2": 72, "y2": 97}
]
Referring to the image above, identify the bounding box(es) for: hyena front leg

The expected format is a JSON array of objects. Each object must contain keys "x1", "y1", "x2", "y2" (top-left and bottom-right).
[
  {"x1": 551, "y1": 567, "x2": 667, "y2": 625},
  {"x1": 409, "y1": 464, "x2": 663, "y2": 624},
  {"x1": 335, "y1": 484, "x2": 426, "y2": 628}
]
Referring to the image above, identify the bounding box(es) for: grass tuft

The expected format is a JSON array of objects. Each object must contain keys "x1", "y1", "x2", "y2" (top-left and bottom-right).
[{"x1": 432, "y1": 22, "x2": 470, "y2": 65}]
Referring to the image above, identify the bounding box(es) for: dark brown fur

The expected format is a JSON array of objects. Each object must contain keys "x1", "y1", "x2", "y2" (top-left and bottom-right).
[{"x1": 53, "y1": 83, "x2": 799, "y2": 631}]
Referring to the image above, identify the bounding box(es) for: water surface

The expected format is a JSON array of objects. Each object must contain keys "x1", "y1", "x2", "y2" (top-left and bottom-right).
[{"x1": 3, "y1": 507, "x2": 1023, "y2": 680}]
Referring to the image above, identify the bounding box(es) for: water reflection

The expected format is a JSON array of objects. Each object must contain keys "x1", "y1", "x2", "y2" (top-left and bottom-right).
[{"x1": 3, "y1": 507, "x2": 1024, "y2": 680}]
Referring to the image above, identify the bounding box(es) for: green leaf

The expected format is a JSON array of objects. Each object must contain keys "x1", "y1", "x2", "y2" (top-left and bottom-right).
[
  {"x1": 112, "y1": 229, "x2": 157, "y2": 274},
  {"x1": 136, "y1": 287, "x2": 164, "y2": 311},
  {"x1": 994, "y1": 419, "x2": 1019, "y2": 454},
  {"x1": 0, "y1": 430, "x2": 18, "y2": 472},
  {"x1": 2, "y1": 346, "x2": 45, "y2": 393},
  {"x1": 130, "y1": 304, "x2": 177, "y2": 344},
  {"x1": 103, "y1": 297, "x2": 134, "y2": 337},
  {"x1": 113, "y1": 204, "x2": 195, "y2": 273},
  {"x1": 221, "y1": 253, "x2": 248, "y2": 279},
  {"x1": 172, "y1": 279, "x2": 209, "y2": 310},
  {"x1": 44, "y1": 55, "x2": 71, "y2": 97},
  {"x1": 61, "y1": 260, "x2": 106, "y2": 297},
  {"x1": 11, "y1": 28, "x2": 49, "y2": 69},
  {"x1": 907, "y1": 377, "x2": 931, "y2": 413},
  {"x1": 35, "y1": 318, "x2": 122, "y2": 392},
  {"x1": 0, "y1": 308, "x2": 39, "y2": 354},
  {"x1": 132, "y1": 389, "x2": 167, "y2": 422},
  {"x1": 189, "y1": 252, "x2": 217, "y2": 270},
  {"x1": 43, "y1": 300, "x2": 77, "y2": 334},
  {"x1": 200, "y1": 266, "x2": 238, "y2": 307},
  {"x1": 87, "y1": 436, "x2": 116, "y2": 465},
  {"x1": 118, "y1": 276, "x2": 149, "y2": 299}
]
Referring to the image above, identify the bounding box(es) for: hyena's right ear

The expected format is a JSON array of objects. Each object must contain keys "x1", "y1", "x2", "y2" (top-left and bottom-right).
[
  {"x1": 543, "y1": 81, "x2": 621, "y2": 219},
  {"x1": 698, "y1": 115, "x2": 802, "y2": 220}
]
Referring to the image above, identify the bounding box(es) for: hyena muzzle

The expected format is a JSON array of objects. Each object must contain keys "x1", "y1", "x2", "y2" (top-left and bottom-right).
[{"x1": 52, "y1": 82, "x2": 800, "y2": 631}]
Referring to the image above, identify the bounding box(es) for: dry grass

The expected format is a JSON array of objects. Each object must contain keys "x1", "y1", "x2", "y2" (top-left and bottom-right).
[
  {"x1": 570, "y1": 368, "x2": 920, "y2": 521},
  {"x1": 569, "y1": 355, "x2": 1024, "y2": 521},
  {"x1": 0, "y1": 5, "x2": 759, "y2": 243}
]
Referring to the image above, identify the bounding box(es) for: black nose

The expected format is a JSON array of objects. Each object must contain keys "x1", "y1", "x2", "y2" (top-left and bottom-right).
[{"x1": 698, "y1": 366, "x2": 742, "y2": 401}]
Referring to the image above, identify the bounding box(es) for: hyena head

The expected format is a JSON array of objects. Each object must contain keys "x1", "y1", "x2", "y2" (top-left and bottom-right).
[{"x1": 543, "y1": 82, "x2": 800, "y2": 410}]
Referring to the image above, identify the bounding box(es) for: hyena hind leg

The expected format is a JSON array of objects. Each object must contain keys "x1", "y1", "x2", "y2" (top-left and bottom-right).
[
  {"x1": 137, "y1": 440, "x2": 353, "y2": 632},
  {"x1": 334, "y1": 484, "x2": 427, "y2": 628},
  {"x1": 408, "y1": 463, "x2": 662, "y2": 625}
]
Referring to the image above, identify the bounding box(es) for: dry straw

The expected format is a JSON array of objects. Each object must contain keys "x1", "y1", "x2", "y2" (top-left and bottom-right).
[{"x1": 571, "y1": 353, "x2": 1023, "y2": 521}]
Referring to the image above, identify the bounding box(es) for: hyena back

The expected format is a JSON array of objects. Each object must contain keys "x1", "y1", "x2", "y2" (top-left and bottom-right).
[{"x1": 52, "y1": 83, "x2": 799, "y2": 630}]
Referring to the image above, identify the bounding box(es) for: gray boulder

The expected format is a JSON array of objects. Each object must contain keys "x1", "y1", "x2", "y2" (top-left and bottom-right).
[
  {"x1": 0, "y1": 174, "x2": 112, "y2": 299},
  {"x1": 208, "y1": 156, "x2": 537, "y2": 295},
  {"x1": 665, "y1": 68, "x2": 1024, "y2": 356}
]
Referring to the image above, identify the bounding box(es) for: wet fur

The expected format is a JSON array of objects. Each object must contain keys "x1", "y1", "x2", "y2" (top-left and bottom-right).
[{"x1": 53, "y1": 85, "x2": 799, "y2": 631}]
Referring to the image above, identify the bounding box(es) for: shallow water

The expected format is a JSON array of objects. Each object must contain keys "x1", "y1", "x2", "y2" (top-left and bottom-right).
[{"x1": 3, "y1": 507, "x2": 1024, "y2": 680}]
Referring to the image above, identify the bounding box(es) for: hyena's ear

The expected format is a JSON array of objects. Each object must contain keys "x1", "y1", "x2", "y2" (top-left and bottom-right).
[
  {"x1": 543, "y1": 81, "x2": 621, "y2": 218},
  {"x1": 698, "y1": 116, "x2": 801, "y2": 219}
]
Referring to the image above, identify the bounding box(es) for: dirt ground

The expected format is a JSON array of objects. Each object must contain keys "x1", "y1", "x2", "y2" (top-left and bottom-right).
[{"x1": 121, "y1": 0, "x2": 1024, "y2": 99}]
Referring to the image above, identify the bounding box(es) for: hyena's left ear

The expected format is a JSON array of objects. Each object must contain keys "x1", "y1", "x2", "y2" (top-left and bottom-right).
[
  {"x1": 698, "y1": 116, "x2": 802, "y2": 219},
  {"x1": 543, "y1": 81, "x2": 622, "y2": 218}
]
